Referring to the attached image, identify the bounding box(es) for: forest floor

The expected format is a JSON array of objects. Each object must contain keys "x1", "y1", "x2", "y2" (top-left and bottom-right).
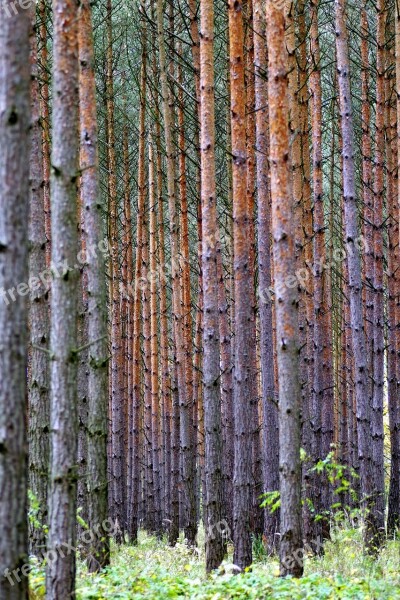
[{"x1": 29, "y1": 527, "x2": 400, "y2": 599}]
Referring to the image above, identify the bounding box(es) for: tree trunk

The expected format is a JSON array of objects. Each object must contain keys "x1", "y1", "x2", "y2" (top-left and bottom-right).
[
  {"x1": 253, "y1": 0, "x2": 280, "y2": 553},
  {"x1": 46, "y1": 0, "x2": 80, "y2": 593},
  {"x1": 0, "y1": 4, "x2": 30, "y2": 597},
  {"x1": 228, "y1": 0, "x2": 253, "y2": 570},
  {"x1": 371, "y1": 0, "x2": 386, "y2": 541},
  {"x1": 28, "y1": 10, "x2": 50, "y2": 559},
  {"x1": 200, "y1": 0, "x2": 225, "y2": 571},
  {"x1": 106, "y1": 0, "x2": 125, "y2": 541},
  {"x1": 78, "y1": 0, "x2": 110, "y2": 570},
  {"x1": 335, "y1": 0, "x2": 376, "y2": 549},
  {"x1": 266, "y1": 0, "x2": 303, "y2": 577},
  {"x1": 156, "y1": 0, "x2": 197, "y2": 546}
]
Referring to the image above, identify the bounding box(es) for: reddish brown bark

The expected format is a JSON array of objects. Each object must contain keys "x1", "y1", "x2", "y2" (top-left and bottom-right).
[{"x1": 266, "y1": 0, "x2": 303, "y2": 577}]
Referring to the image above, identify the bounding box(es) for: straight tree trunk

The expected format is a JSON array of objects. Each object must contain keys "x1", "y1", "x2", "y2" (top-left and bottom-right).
[
  {"x1": 38, "y1": 0, "x2": 52, "y2": 268},
  {"x1": 0, "y1": 4, "x2": 31, "y2": 597},
  {"x1": 360, "y1": 2, "x2": 374, "y2": 411},
  {"x1": 128, "y1": 45, "x2": 146, "y2": 544},
  {"x1": 371, "y1": 0, "x2": 386, "y2": 540},
  {"x1": 79, "y1": 0, "x2": 110, "y2": 570},
  {"x1": 149, "y1": 140, "x2": 163, "y2": 536},
  {"x1": 156, "y1": 0, "x2": 197, "y2": 546},
  {"x1": 28, "y1": 10, "x2": 50, "y2": 558},
  {"x1": 154, "y1": 106, "x2": 172, "y2": 528},
  {"x1": 142, "y1": 192, "x2": 155, "y2": 533},
  {"x1": 266, "y1": 0, "x2": 303, "y2": 577},
  {"x1": 200, "y1": 0, "x2": 225, "y2": 572},
  {"x1": 228, "y1": 0, "x2": 253, "y2": 570},
  {"x1": 386, "y1": 42, "x2": 400, "y2": 534},
  {"x1": 245, "y1": 0, "x2": 263, "y2": 537},
  {"x1": 334, "y1": 0, "x2": 377, "y2": 550},
  {"x1": 46, "y1": 0, "x2": 80, "y2": 593},
  {"x1": 106, "y1": 0, "x2": 125, "y2": 540},
  {"x1": 309, "y1": 0, "x2": 333, "y2": 541},
  {"x1": 253, "y1": 0, "x2": 280, "y2": 552}
]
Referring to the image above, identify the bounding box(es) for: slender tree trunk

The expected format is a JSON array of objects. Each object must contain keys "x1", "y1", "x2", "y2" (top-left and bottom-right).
[
  {"x1": 148, "y1": 140, "x2": 163, "y2": 536},
  {"x1": 128, "y1": 44, "x2": 146, "y2": 544},
  {"x1": 106, "y1": 0, "x2": 125, "y2": 541},
  {"x1": 310, "y1": 0, "x2": 333, "y2": 541},
  {"x1": 228, "y1": 0, "x2": 253, "y2": 570},
  {"x1": 371, "y1": 0, "x2": 386, "y2": 540},
  {"x1": 200, "y1": 0, "x2": 225, "y2": 571},
  {"x1": 266, "y1": 0, "x2": 303, "y2": 577},
  {"x1": 46, "y1": 0, "x2": 80, "y2": 593},
  {"x1": 38, "y1": 0, "x2": 52, "y2": 268},
  {"x1": 245, "y1": 0, "x2": 263, "y2": 537},
  {"x1": 335, "y1": 0, "x2": 376, "y2": 549},
  {"x1": 29, "y1": 10, "x2": 50, "y2": 558},
  {"x1": 154, "y1": 107, "x2": 172, "y2": 530},
  {"x1": 156, "y1": 0, "x2": 197, "y2": 546},
  {"x1": 79, "y1": 0, "x2": 110, "y2": 570},
  {"x1": 386, "y1": 37, "x2": 400, "y2": 534},
  {"x1": 0, "y1": 4, "x2": 30, "y2": 597},
  {"x1": 253, "y1": 0, "x2": 280, "y2": 552},
  {"x1": 142, "y1": 190, "x2": 155, "y2": 533}
]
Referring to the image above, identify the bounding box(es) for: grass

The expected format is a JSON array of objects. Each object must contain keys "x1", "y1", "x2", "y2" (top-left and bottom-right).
[{"x1": 29, "y1": 526, "x2": 400, "y2": 599}]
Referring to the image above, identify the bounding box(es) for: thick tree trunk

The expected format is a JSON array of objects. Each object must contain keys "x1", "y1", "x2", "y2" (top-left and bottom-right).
[
  {"x1": 46, "y1": 0, "x2": 80, "y2": 593},
  {"x1": 0, "y1": 4, "x2": 31, "y2": 597},
  {"x1": 266, "y1": 0, "x2": 303, "y2": 578}
]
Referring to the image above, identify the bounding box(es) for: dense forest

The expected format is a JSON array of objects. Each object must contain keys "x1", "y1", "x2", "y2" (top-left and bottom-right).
[{"x1": 1, "y1": 0, "x2": 400, "y2": 597}]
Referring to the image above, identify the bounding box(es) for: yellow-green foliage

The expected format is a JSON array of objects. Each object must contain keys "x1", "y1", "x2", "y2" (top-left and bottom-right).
[{"x1": 29, "y1": 527, "x2": 400, "y2": 599}]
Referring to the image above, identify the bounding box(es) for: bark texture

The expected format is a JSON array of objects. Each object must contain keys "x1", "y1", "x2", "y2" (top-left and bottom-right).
[{"x1": 0, "y1": 4, "x2": 31, "y2": 597}]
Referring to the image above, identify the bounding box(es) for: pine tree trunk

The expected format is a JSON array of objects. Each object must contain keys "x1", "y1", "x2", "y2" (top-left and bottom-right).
[
  {"x1": 309, "y1": 0, "x2": 333, "y2": 541},
  {"x1": 266, "y1": 0, "x2": 303, "y2": 577},
  {"x1": 0, "y1": 4, "x2": 30, "y2": 597},
  {"x1": 335, "y1": 0, "x2": 377, "y2": 549},
  {"x1": 148, "y1": 140, "x2": 163, "y2": 536},
  {"x1": 38, "y1": 0, "x2": 51, "y2": 268},
  {"x1": 371, "y1": 0, "x2": 386, "y2": 540},
  {"x1": 46, "y1": 0, "x2": 80, "y2": 592},
  {"x1": 386, "y1": 39, "x2": 400, "y2": 533},
  {"x1": 156, "y1": 0, "x2": 197, "y2": 546},
  {"x1": 228, "y1": 0, "x2": 253, "y2": 570},
  {"x1": 128, "y1": 43, "x2": 146, "y2": 544},
  {"x1": 200, "y1": 0, "x2": 225, "y2": 571},
  {"x1": 154, "y1": 108, "x2": 172, "y2": 529},
  {"x1": 106, "y1": 0, "x2": 125, "y2": 541},
  {"x1": 79, "y1": 0, "x2": 110, "y2": 570},
  {"x1": 253, "y1": 0, "x2": 280, "y2": 552},
  {"x1": 29, "y1": 10, "x2": 50, "y2": 559}
]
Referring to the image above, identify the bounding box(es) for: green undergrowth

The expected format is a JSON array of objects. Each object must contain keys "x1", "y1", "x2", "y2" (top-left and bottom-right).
[{"x1": 29, "y1": 527, "x2": 400, "y2": 599}]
